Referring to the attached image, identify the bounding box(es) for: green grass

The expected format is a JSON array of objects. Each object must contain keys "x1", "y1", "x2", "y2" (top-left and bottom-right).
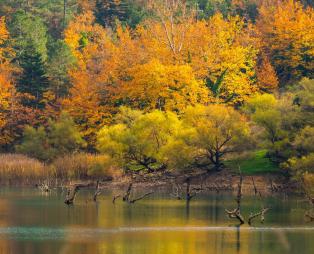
[{"x1": 225, "y1": 150, "x2": 280, "y2": 175}]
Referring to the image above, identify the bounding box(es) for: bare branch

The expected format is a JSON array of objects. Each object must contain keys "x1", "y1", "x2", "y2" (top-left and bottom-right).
[
  {"x1": 112, "y1": 195, "x2": 121, "y2": 204},
  {"x1": 93, "y1": 180, "x2": 102, "y2": 202},
  {"x1": 248, "y1": 207, "x2": 270, "y2": 225},
  {"x1": 64, "y1": 182, "x2": 94, "y2": 205},
  {"x1": 225, "y1": 173, "x2": 245, "y2": 224},
  {"x1": 129, "y1": 192, "x2": 154, "y2": 203}
]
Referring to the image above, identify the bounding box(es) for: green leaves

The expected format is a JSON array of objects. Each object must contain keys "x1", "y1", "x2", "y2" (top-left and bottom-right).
[
  {"x1": 16, "y1": 112, "x2": 85, "y2": 161},
  {"x1": 205, "y1": 68, "x2": 228, "y2": 98}
]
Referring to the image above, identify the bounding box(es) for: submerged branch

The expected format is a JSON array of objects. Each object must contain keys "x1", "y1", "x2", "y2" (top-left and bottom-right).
[{"x1": 248, "y1": 207, "x2": 270, "y2": 225}]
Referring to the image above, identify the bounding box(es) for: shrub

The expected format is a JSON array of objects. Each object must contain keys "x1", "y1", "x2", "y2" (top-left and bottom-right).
[{"x1": 16, "y1": 112, "x2": 85, "y2": 161}]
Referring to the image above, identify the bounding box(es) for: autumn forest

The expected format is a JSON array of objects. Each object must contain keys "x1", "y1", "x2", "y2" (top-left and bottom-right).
[{"x1": 0, "y1": 0, "x2": 313, "y2": 190}]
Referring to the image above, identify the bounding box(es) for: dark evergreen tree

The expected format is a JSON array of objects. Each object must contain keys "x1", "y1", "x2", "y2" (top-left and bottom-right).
[
  {"x1": 17, "y1": 45, "x2": 49, "y2": 108},
  {"x1": 95, "y1": 0, "x2": 128, "y2": 27}
]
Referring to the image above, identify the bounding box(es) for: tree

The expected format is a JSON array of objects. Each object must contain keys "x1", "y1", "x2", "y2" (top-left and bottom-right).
[
  {"x1": 0, "y1": 16, "x2": 13, "y2": 131},
  {"x1": 48, "y1": 112, "x2": 86, "y2": 155},
  {"x1": 139, "y1": 10, "x2": 261, "y2": 104},
  {"x1": 294, "y1": 126, "x2": 314, "y2": 156},
  {"x1": 257, "y1": 0, "x2": 314, "y2": 84},
  {"x1": 97, "y1": 108, "x2": 181, "y2": 171},
  {"x1": 17, "y1": 44, "x2": 49, "y2": 108},
  {"x1": 46, "y1": 39, "x2": 75, "y2": 98},
  {"x1": 9, "y1": 11, "x2": 51, "y2": 108},
  {"x1": 119, "y1": 59, "x2": 209, "y2": 111},
  {"x1": 293, "y1": 78, "x2": 314, "y2": 126},
  {"x1": 63, "y1": 11, "x2": 117, "y2": 146},
  {"x1": 183, "y1": 104, "x2": 250, "y2": 170},
  {"x1": 243, "y1": 93, "x2": 299, "y2": 162},
  {"x1": 95, "y1": 0, "x2": 128, "y2": 27},
  {"x1": 16, "y1": 126, "x2": 51, "y2": 161},
  {"x1": 9, "y1": 10, "x2": 48, "y2": 61},
  {"x1": 255, "y1": 53, "x2": 279, "y2": 92},
  {"x1": 0, "y1": 16, "x2": 23, "y2": 148}
]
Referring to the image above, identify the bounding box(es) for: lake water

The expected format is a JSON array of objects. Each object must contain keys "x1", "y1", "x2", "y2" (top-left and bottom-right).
[{"x1": 0, "y1": 187, "x2": 313, "y2": 254}]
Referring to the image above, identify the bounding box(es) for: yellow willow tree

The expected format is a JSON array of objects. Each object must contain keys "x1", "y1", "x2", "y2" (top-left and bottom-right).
[
  {"x1": 63, "y1": 11, "x2": 119, "y2": 146},
  {"x1": 257, "y1": 0, "x2": 314, "y2": 84}
]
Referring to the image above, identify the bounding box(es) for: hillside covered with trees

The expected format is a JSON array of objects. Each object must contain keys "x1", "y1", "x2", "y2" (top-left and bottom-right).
[{"x1": 0, "y1": 0, "x2": 313, "y2": 191}]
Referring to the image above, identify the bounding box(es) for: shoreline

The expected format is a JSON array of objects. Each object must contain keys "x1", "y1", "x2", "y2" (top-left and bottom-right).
[{"x1": 0, "y1": 169, "x2": 302, "y2": 196}]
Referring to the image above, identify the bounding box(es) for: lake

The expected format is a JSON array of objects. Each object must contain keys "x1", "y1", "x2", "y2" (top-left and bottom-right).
[{"x1": 0, "y1": 187, "x2": 313, "y2": 254}]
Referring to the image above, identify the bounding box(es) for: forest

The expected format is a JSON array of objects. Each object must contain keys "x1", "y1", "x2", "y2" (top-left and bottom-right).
[{"x1": 0, "y1": 0, "x2": 313, "y2": 193}]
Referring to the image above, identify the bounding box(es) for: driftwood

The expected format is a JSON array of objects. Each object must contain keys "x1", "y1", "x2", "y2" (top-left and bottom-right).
[
  {"x1": 170, "y1": 177, "x2": 201, "y2": 201},
  {"x1": 251, "y1": 177, "x2": 258, "y2": 195},
  {"x1": 64, "y1": 182, "x2": 93, "y2": 205},
  {"x1": 186, "y1": 177, "x2": 196, "y2": 201},
  {"x1": 93, "y1": 180, "x2": 102, "y2": 202},
  {"x1": 122, "y1": 183, "x2": 133, "y2": 202},
  {"x1": 128, "y1": 192, "x2": 154, "y2": 203},
  {"x1": 170, "y1": 183, "x2": 182, "y2": 200},
  {"x1": 112, "y1": 194, "x2": 121, "y2": 204},
  {"x1": 225, "y1": 172, "x2": 270, "y2": 225},
  {"x1": 225, "y1": 174, "x2": 245, "y2": 224},
  {"x1": 305, "y1": 211, "x2": 314, "y2": 221},
  {"x1": 303, "y1": 185, "x2": 314, "y2": 222},
  {"x1": 36, "y1": 182, "x2": 50, "y2": 192},
  {"x1": 116, "y1": 182, "x2": 154, "y2": 204},
  {"x1": 248, "y1": 207, "x2": 270, "y2": 225}
]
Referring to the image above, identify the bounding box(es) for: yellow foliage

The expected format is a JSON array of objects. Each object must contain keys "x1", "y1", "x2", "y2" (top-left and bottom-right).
[
  {"x1": 138, "y1": 13, "x2": 260, "y2": 103},
  {"x1": 120, "y1": 59, "x2": 209, "y2": 111}
]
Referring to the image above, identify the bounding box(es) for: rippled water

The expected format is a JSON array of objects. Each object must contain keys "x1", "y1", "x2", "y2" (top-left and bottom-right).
[{"x1": 0, "y1": 187, "x2": 313, "y2": 254}]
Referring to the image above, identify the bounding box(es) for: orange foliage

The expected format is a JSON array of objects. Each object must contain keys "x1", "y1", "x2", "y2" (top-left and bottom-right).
[
  {"x1": 0, "y1": 16, "x2": 15, "y2": 138},
  {"x1": 63, "y1": 12, "x2": 118, "y2": 144},
  {"x1": 256, "y1": 54, "x2": 279, "y2": 92},
  {"x1": 257, "y1": 0, "x2": 314, "y2": 83}
]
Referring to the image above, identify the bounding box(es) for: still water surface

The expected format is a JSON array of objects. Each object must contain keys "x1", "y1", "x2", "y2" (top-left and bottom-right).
[{"x1": 0, "y1": 188, "x2": 313, "y2": 254}]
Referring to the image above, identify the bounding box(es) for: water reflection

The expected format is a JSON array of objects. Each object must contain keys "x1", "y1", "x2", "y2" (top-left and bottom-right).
[{"x1": 0, "y1": 188, "x2": 312, "y2": 254}]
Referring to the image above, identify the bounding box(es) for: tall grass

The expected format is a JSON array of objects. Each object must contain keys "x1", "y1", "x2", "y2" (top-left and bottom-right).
[
  {"x1": 51, "y1": 153, "x2": 122, "y2": 180},
  {"x1": 0, "y1": 154, "x2": 49, "y2": 184},
  {"x1": 0, "y1": 153, "x2": 122, "y2": 184}
]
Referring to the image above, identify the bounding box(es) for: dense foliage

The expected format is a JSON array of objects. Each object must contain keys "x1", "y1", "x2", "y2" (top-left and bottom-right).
[{"x1": 0, "y1": 1, "x2": 313, "y2": 181}]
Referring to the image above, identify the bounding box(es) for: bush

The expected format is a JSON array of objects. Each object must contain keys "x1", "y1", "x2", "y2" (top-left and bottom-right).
[
  {"x1": 51, "y1": 153, "x2": 121, "y2": 180},
  {"x1": 303, "y1": 172, "x2": 314, "y2": 196},
  {"x1": 16, "y1": 112, "x2": 85, "y2": 161}
]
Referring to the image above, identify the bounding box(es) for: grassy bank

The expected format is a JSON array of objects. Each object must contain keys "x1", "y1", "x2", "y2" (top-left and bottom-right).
[{"x1": 225, "y1": 150, "x2": 280, "y2": 175}]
